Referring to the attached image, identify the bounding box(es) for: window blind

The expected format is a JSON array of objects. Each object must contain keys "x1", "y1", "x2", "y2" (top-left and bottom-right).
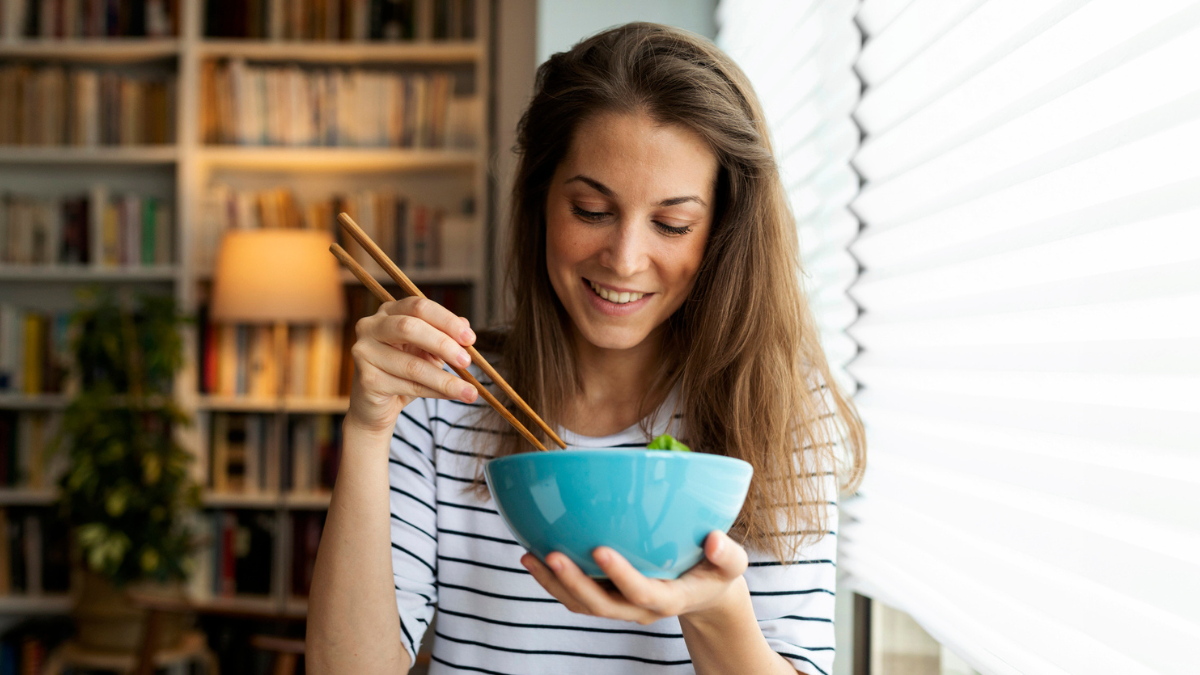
[
  {"x1": 716, "y1": 0, "x2": 863, "y2": 394},
  {"x1": 718, "y1": 0, "x2": 1200, "y2": 673},
  {"x1": 840, "y1": 1, "x2": 1200, "y2": 674}
]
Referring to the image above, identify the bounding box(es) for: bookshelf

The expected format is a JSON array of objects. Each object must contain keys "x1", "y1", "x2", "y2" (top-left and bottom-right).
[{"x1": 0, "y1": 0, "x2": 491, "y2": 624}]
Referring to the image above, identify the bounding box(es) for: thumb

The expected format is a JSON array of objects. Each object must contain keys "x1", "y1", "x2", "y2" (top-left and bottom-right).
[{"x1": 704, "y1": 531, "x2": 748, "y2": 579}]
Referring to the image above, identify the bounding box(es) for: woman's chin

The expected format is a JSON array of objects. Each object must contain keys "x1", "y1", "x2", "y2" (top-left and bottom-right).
[{"x1": 574, "y1": 324, "x2": 655, "y2": 352}]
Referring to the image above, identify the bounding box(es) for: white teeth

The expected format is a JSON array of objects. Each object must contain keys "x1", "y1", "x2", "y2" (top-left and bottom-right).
[{"x1": 589, "y1": 281, "x2": 645, "y2": 304}]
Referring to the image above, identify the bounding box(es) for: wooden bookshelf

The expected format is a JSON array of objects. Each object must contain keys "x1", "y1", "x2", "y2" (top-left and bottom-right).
[
  {"x1": 0, "y1": 147, "x2": 179, "y2": 165},
  {"x1": 0, "y1": 39, "x2": 181, "y2": 61},
  {"x1": 0, "y1": 265, "x2": 181, "y2": 282},
  {"x1": 0, "y1": 0, "x2": 492, "y2": 618},
  {"x1": 195, "y1": 147, "x2": 477, "y2": 171},
  {"x1": 0, "y1": 394, "x2": 69, "y2": 410},
  {"x1": 197, "y1": 39, "x2": 482, "y2": 63},
  {"x1": 0, "y1": 488, "x2": 58, "y2": 506}
]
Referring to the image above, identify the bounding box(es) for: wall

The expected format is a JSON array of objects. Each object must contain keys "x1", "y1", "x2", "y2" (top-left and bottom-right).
[{"x1": 537, "y1": 0, "x2": 717, "y2": 63}]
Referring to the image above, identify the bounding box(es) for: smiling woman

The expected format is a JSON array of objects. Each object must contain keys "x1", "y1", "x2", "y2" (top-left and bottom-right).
[{"x1": 306, "y1": 21, "x2": 865, "y2": 675}]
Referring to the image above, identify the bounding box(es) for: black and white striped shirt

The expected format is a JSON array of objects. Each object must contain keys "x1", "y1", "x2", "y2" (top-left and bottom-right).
[{"x1": 389, "y1": 365, "x2": 839, "y2": 675}]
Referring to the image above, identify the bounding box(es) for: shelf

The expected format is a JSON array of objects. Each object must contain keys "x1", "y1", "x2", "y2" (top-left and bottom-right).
[
  {"x1": 0, "y1": 146, "x2": 178, "y2": 165},
  {"x1": 283, "y1": 492, "x2": 331, "y2": 509},
  {"x1": 198, "y1": 39, "x2": 482, "y2": 64},
  {"x1": 0, "y1": 488, "x2": 58, "y2": 505},
  {"x1": 0, "y1": 265, "x2": 179, "y2": 282},
  {"x1": 0, "y1": 394, "x2": 68, "y2": 410},
  {"x1": 339, "y1": 268, "x2": 482, "y2": 285},
  {"x1": 0, "y1": 594, "x2": 72, "y2": 614},
  {"x1": 201, "y1": 491, "x2": 333, "y2": 509},
  {"x1": 191, "y1": 595, "x2": 290, "y2": 617},
  {"x1": 202, "y1": 491, "x2": 280, "y2": 509},
  {"x1": 195, "y1": 396, "x2": 349, "y2": 413},
  {"x1": 197, "y1": 147, "x2": 476, "y2": 171},
  {"x1": 0, "y1": 39, "x2": 180, "y2": 61},
  {"x1": 284, "y1": 597, "x2": 309, "y2": 617}
]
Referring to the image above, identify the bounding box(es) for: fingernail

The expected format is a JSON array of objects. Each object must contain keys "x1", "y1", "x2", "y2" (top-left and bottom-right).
[
  {"x1": 461, "y1": 325, "x2": 476, "y2": 343},
  {"x1": 460, "y1": 385, "x2": 476, "y2": 401},
  {"x1": 548, "y1": 557, "x2": 563, "y2": 573},
  {"x1": 520, "y1": 557, "x2": 533, "y2": 571},
  {"x1": 594, "y1": 549, "x2": 611, "y2": 566},
  {"x1": 456, "y1": 350, "x2": 471, "y2": 367}
]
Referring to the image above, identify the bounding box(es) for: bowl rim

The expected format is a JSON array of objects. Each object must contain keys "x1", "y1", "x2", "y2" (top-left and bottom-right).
[{"x1": 484, "y1": 448, "x2": 753, "y2": 473}]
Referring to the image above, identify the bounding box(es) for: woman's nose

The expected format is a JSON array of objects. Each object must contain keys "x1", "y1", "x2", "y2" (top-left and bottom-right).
[{"x1": 599, "y1": 219, "x2": 650, "y2": 278}]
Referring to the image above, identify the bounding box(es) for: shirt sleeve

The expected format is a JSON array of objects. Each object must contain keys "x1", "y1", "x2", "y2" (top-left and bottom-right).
[{"x1": 389, "y1": 397, "x2": 439, "y2": 664}]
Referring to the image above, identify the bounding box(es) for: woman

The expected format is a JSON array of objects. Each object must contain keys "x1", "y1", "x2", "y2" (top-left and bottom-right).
[{"x1": 308, "y1": 22, "x2": 865, "y2": 675}]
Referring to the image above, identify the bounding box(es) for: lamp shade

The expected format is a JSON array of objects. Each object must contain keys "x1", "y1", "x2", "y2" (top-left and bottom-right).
[{"x1": 211, "y1": 229, "x2": 346, "y2": 323}]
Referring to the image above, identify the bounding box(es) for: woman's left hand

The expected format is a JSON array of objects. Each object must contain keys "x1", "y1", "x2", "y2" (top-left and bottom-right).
[{"x1": 521, "y1": 530, "x2": 749, "y2": 625}]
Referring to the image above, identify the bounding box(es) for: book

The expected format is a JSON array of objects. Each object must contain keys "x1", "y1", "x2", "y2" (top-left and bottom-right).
[
  {"x1": 200, "y1": 62, "x2": 470, "y2": 149},
  {"x1": 2, "y1": 0, "x2": 177, "y2": 37},
  {"x1": 290, "y1": 511, "x2": 325, "y2": 596},
  {"x1": 206, "y1": 0, "x2": 417, "y2": 41},
  {"x1": 0, "y1": 65, "x2": 175, "y2": 146}
]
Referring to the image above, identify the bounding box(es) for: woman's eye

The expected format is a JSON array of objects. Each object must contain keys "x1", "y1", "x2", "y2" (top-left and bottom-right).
[
  {"x1": 655, "y1": 221, "x2": 693, "y2": 236},
  {"x1": 570, "y1": 205, "x2": 608, "y2": 221}
]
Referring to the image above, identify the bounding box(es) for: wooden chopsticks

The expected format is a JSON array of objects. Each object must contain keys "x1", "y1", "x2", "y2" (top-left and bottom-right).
[{"x1": 332, "y1": 212, "x2": 568, "y2": 451}]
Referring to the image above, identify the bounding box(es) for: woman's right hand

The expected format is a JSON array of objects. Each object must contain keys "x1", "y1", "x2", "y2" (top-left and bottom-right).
[{"x1": 346, "y1": 296, "x2": 479, "y2": 435}]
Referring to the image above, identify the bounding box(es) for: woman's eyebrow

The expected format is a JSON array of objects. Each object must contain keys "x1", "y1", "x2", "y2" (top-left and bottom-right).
[{"x1": 564, "y1": 174, "x2": 706, "y2": 207}]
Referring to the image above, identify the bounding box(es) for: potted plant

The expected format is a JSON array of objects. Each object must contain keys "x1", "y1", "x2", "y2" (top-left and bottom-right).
[{"x1": 56, "y1": 290, "x2": 200, "y2": 652}]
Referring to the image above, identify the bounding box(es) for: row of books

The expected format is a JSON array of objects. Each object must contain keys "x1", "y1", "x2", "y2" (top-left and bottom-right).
[
  {"x1": 0, "y1": 619, "x2": 73, "y2": 675},
  {"x1": 198, "y1": 320, "x2": 344, "y2": 400},
  {"x1": 0, "y1": 508, "x2": 70, "y2": 596},
  {"x1": 189, "y1": 509, "x2": 326, "y2": 600},
  {"x1": 205, "y1": 0, "x2": 474, "y2": 41},
  {"x1": 208, "y1": 412, "x2": 341, "y2": 494},
  {"x1": 200, "y1": 60, "x2": 478, "y2": 149},
  {"x1": 195, "y1": 185, "x2": 474, "y2": 273},
  {"x1": 0, "y1": 66, "x2": 176, "y2": 146},
  {"x1": 207, "y1": 510, "x2": 273, "y2": 597},
  {"x1": 0, "y1": 0, "x2": 177, "y2": 39},
  {"x1": 0, "y1": 412, "x2": 65, "y2": 489},
  {"x1": 0, "y1": 307, "x2": 69, "y2": 396},
  {"x1": 291, "y1": 511, "x2": 323, "y2": 596},
  {"x1": 0, "y1": 189, "x2": 174, "y2": 267}
]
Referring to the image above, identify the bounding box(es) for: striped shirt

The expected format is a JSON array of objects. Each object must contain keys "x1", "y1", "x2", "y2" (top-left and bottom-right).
[{"x1": 389, "y1": 364, "x2": 839, "y2": 675}]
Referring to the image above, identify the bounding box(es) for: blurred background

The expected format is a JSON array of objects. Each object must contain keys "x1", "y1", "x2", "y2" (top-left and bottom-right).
[{"x1": 0, "y1": 0, "x2": 1195, "y2": 673}]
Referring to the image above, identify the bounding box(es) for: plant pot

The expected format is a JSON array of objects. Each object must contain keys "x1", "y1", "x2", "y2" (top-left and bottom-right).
[{"x1": 73, "y1": 570, "x2": 189, "y2": 653}]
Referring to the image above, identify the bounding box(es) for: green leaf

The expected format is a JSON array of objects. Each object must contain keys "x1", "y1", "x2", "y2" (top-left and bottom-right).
[{"x1": 647, "y1": 434, "x2": 691, "y2": 452}]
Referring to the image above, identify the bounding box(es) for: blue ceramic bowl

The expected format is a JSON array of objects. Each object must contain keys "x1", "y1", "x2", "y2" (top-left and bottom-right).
[{"x1": 484, "y1": 450, "x2": 753, "y2": 579}]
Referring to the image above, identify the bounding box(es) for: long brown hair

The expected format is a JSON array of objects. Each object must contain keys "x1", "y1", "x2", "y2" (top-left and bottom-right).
[{"x1": 473, "y1": 22, "x2": 865, "y2": 561}]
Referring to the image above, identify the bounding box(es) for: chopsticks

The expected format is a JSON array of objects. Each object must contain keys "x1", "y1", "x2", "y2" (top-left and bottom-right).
[{"x1": 332, "y1": 212, "x2": 568, "y2": 451}]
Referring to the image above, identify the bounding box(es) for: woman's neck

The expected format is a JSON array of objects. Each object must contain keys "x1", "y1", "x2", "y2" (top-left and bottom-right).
[{"x1": 561, "y1": 325, "x2": 667, "y2": 438}]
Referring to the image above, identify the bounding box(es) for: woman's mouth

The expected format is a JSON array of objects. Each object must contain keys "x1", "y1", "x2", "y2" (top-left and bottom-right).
[
  {"x1": 582, "y1": 278, "x2": 654, "y2": 315},
  {"x1": 587, "y1": 279, "x2": 646, "y2": 304}
]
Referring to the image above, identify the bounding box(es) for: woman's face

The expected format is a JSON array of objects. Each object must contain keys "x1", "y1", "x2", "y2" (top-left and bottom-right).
[{"x1": 545, "y1": 111, "x2": 718, "y2": 352}]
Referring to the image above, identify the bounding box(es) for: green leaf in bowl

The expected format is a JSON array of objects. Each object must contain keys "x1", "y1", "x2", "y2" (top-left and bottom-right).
[{"x1": 647, "y1": 434, "x2": 691, "y2": 452}]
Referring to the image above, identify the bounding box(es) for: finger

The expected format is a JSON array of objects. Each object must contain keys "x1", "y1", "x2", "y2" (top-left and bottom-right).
[
  {"x1": 354, "y1": 340, "x2": 477, "y2": 402},
  {"x1": 703, "y1": 531, "x2": 748, "y2": 579},
  {"x1": 384, "y1": 296, "x2": 475, "y2": 347},
  {"x1": 368, "y1": 312, "x2": 472, "y2": 372},
  {"x1": 593, "y1": 547, "x2": 675, "y2": 616},
  {"x1": 548, "y1": 552, "x2": 657, "y2": 624},
  {"x1": 353, "y1": 359, "x2": 449, "y2": 402},
  {"x1": 520, "y1": 554, "x2": 590, "y2": 615}
]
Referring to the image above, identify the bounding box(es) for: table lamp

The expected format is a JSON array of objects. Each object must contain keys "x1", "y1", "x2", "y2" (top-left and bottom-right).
[{"x1": 211, "y1": 229, "x2": 346, "y2": 400}]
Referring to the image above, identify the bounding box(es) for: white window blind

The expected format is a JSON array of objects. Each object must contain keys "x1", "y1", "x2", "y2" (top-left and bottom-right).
[
  {"x1": 841, "y1": 0, "x2": 1200, "y2": 674},
  {"x1": 716, "y1": 0, "x2": 863, "y2": 394},
  {"x1": 719, "y1": 0, "x2": 1200, "y2": 673}
]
